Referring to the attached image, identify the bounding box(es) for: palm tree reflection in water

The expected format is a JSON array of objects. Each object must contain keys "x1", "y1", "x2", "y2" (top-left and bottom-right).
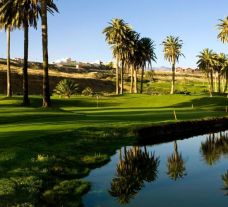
[
  {"x1": 200, "y1": 132, "x2": 228, "y2": 195},
  {"x1": 167, "y1": 141, "x2": 187, "y2": 180},
  {"x1": 109, "y1": 146, "x2": 159, "y2": 205},
  {"x1": 201, "y1": 132, "x2": 228, "y2": 166}
]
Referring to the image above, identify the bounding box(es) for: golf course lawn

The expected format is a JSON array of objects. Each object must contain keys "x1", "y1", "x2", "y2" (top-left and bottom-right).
[{"x1": 0, "y1": 94, "x2": 227, "y2": 206}]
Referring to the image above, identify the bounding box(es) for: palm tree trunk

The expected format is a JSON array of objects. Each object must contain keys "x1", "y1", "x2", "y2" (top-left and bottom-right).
[
  {"x1": 218, "y1": 72, "x2": 221, "y2": 93},
  {"x1": 7, "y1": 28, "x2": 12, "y2": 97},
  {"x1": 23, "y1": 24, "x2": 30, "y2": 106},
  {"x1": 207, "y1": 72, "x2": 212, "y2": 97},
  {"x1": 116, "y1": 57, "x2": 119, "y2": 95},
  {"x1": 130, "y1": 65, "x2": 134, "y2": 93},
  {"x1": 140, "y1": 67, "x2": 145, "y2": 94},
  {"x1": 134, "y1": 68, "x2": 137, "y2": 93},
  {"x1": 120, "y1": 60, "x2": 124, "y2": 95},
  {"x1": 41, "y1": 0, "x2": 51, "y2": 107},
  {"x1": 224, "y1": 71, "x2": 228, "y2": 93},
  {"x1": 210, "y1": 70, "x2": 214, "y2": 93},
  {"x1": 170, "y1": 63, "x2": 175, "y2": 94}
]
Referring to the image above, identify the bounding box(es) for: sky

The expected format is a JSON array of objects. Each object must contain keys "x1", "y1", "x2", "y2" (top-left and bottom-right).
[{"x1": 0, "y1": 0, "x2": 228, "y2": 68}]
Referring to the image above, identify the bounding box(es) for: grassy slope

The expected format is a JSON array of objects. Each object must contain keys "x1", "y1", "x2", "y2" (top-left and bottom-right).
[{"x1": 0, "y1": 94, "x2": 227, "y2": 206}]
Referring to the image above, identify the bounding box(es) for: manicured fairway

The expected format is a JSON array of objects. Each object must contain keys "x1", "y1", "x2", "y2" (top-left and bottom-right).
[
  {"x1": 0, "y1": 94, "x2": 227, "y2": 139},
  {"x1": 0, "y1": 94, "x2": 227, "y2": 206}
]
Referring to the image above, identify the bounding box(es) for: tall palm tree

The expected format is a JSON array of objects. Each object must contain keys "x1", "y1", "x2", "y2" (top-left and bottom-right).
[
  {"x1": 217, "y1": 17, "x2": 228, "y2": 95},
  {"x1": 0, "y1": 0, "x2": 38, "y2": 105},
  {"x1": 126, "y1": 30, "x2": 140, "y2": 94},
  {"x1": 0, "y1": 0, "x2": 57, "y2": 105},
  {"x1": 40, "y1": 0, "x2": 58, "y2": 107},
  {"x1": 0, "y1": 3, "x2": 12, "y2": 97},
  {"x1": 217, "y1": 17, "x2": 228, "y2": 43},
  {"x1": 103, "y1": 18, "x2": 131, "y2": 95},
  {"x1": 6, "y1": 27, "x2": 12, "y2": 97},
  {"x1": 128, "y1": 32, "x2": 143, "y2": 94},
  {"x1": 214, "y1": 53, "x2": 227, "y2": 93},
  {"x1": 197, "y1": 49, "x2": 216, "y2": 96},
  {"x1": 41, "y1": 0, "x2": 50, "y2": 107},
  {"x1": 162, "y1": 36, "x2": 184, "y2": 94},
  {"x1": 139, "y1": 37, "x2": 156, "y2": 94}
]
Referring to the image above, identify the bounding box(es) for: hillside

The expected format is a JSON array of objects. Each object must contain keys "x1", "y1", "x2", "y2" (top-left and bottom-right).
[{"x1": 0, "y1": 58, "x2": 207, "y2": 95}]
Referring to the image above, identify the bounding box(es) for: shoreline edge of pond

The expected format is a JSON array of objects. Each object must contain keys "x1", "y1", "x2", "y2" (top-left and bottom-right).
[{"x1": 134, "y1": 117, "x2": 228, "y2": 145}]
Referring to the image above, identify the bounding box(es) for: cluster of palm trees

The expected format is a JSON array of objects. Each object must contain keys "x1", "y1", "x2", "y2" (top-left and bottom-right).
[
  {"x1": 0, "y1": 0, "x2": 58, "y2": 107},
  {"x1": 197, "y1": 49, "x2": 228, "y2": 96},
  {"x1": 103, "y1": 18, "x2": 157, "y2": 95},
  {"x1": 197, "y1": 17, "x2": 228, "y2": 97},
  {"x1": 103, "y1": 18, "x2": 185, "y2": 95},
  {"x1": 103, "y1": 17, "x2": 228, "y2": 96}
]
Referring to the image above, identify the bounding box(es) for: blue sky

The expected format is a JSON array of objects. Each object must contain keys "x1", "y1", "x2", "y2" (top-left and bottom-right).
[{"x1": 0, "y1": 0, "x2": 228, "y2": 68}]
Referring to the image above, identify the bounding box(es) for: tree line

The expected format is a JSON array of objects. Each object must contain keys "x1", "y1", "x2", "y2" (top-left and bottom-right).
[
  {"x1": 1, "y1": 6, "x2": 228, "y2": 108},
  {"x1": 104, "y1": 17, "x2": 228, "y2": 96},
  {"x1": 196, "y1": 17, "x2": 228, "y2": 97},
  {"x1": 0, "y1": 0, "x2": 58, "y2": 107}
]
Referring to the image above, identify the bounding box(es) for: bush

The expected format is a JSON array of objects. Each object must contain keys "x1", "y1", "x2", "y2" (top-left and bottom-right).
[
  {"x1": 82, "y1": 87, "x2": 94, "y2": 96},
  {"x1": 93, "y1": 72, "x2": 109, "y2": 80},
  {"x1": 54, "y1": 79, "x2": 79, "y2": 98}
]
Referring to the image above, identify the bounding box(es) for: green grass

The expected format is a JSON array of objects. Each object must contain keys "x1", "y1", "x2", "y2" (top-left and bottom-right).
[{"x1": 0, "y1": 94, "x2": 227, "y2": 206}]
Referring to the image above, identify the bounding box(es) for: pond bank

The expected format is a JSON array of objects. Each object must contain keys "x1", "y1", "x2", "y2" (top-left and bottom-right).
[{"x1": 135, "y1": 117, "x2": 228, "y2": 145}]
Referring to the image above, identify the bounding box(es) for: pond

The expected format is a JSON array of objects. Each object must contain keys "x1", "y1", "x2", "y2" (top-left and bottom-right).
[{"x1": 83, "y1": 131, "x2": 228, "y2": 207}]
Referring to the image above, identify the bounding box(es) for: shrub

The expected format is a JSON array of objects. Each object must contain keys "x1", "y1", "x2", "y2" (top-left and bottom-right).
[
  {"x1": 93, "y1": 72, "x2": 109, "y2": 80},
  {"x1": 82, "y1": 87, "x2": 94, "y2": 96},
  {"x1": 54, "y1": 79, "x2": 79, "y2": 98}
]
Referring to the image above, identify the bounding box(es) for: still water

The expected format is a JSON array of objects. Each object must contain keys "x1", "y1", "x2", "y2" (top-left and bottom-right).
[{"x1": 83, "y1": 131, "x2": 228, "y2": 207}]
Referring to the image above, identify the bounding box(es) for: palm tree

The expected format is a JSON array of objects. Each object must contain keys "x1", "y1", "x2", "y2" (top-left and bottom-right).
[
  {"x1": 6, "y1": 27, "x2": 12, "y2": 97},
  {"x1": 197, "y1": 49, "x2": 216, "y2": 96},
  {"x1": 0, "y1": 0, "x2": 38, "y2": 105},
  {"x1": 103, "y1": 18, "x2": 132, "y2": 95},
  {"x1": 162, "y1": 36, "x2": 184, "y2": 94},
  {"x1": 126, "y1": 30, "x2": 140, "y2": 94},
  {"x1": 0, "y1": 0, "x2": 57, "y2": 105},
  {"x1": 139, "y1": 37, "x2": 156, "y2": 94},
  {"x1": 217, "y1": 17, "x2": 228, "y2": 95},
  {"x1": 167, "y1": 141, "x2": 186, "y2": 180},
  {"x1": 40, "y1": 0, "x2": 58, "y2": 107},
  {"x1": 217, "y1": 17, "x2": 228, "y2": 43},
  {"x1": 214, "y1": 53, "x2": 227, "y2": 93},
  {"x1": 41, "y1": 0, "x2": 50, "y2": 107},
  {"x1": 0, "y1": 3, "x2": 12, "y2": 97}
]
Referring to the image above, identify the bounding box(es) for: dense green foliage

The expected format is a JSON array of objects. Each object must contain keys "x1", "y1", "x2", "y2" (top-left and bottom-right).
[{"x1": 54, "y1": 79, "x2": 79, "y2": 98}]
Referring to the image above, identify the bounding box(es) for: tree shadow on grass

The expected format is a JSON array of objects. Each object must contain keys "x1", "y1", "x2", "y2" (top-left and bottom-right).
[{"x1": 171, "y1": 96, "x2": 227, "y2": 109}]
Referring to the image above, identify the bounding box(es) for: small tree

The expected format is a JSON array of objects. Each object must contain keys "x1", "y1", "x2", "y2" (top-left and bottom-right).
[
  {"x1": 54, "y1": 79, "x2": 79, "y2": 98},
  {"x1": 82, "y1": 87, "x2": 94, "y2": 96}
]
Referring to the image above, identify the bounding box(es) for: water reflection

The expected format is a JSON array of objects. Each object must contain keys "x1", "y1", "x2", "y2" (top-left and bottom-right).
[
  {"x1": 167, "y1": 141, "x2": 187, "y2": 180},
  {"x1": 200, "y1": 132, "x2": 228, "y2": 196},
  {"x1": 200, "y1": 132, "x2": 228, "y2": 166},
  {"x1": 221, "y1": 171, "x2": 228, "y2": 195},
  {"x1": 109, "y1": 146, "x2": 160, "y2": 204}
]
